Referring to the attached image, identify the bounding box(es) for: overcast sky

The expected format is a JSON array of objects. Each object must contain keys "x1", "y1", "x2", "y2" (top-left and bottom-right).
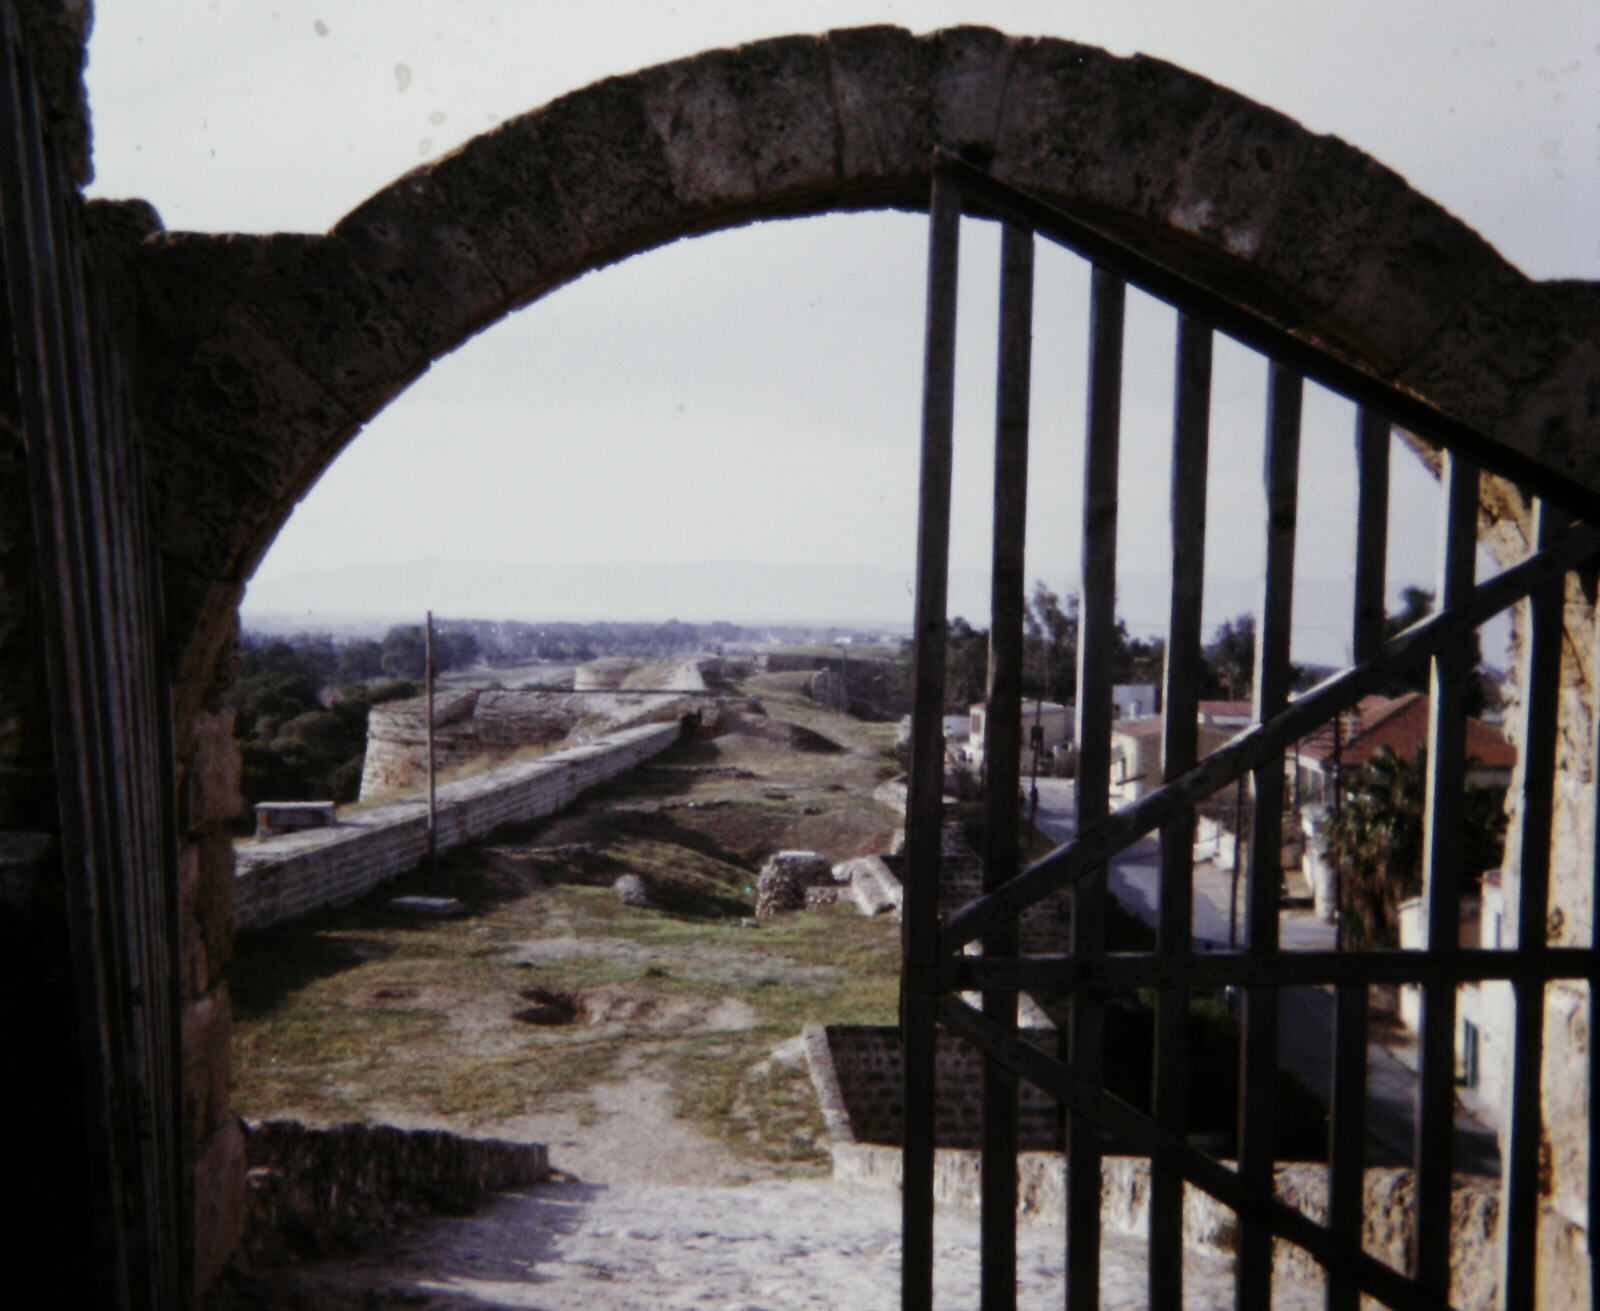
[{"x1": 83, "y1": 2, "x2": 1598, "y2": 658}]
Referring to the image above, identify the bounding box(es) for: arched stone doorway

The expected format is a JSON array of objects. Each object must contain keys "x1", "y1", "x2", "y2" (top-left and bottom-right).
[{"x1": 7, "y1": 21, "x2": 1598, "y2": 1304}]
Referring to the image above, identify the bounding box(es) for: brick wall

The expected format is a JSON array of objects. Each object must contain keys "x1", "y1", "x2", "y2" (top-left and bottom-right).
[{"x1": 233, "y1": 722, "x2": 677, "y2": 933}]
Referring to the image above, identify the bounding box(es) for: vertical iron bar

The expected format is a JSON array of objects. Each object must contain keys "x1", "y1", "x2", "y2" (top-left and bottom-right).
[
  {"x1": 1327, "y1": 406, "x2": 1388, "y2": 1311},
  {"x1": 1150, "y1": 313, "x2": 1211, "y2": 1311},
  {"x1": 1237, "y1": 362, "x2": 1302, "y2": 1311},
  {"x1": 1068, "y1": 265, "x2": 1125, "y2": 1311},
  {"x1": 979, "y1": 219, "x2": 1034, "y2": 1311},
  {"x1": 901, "y1": 172, "x2": 962, "y2": 1311},
  {"x1": 1500, "y1": 501, "x2": 1564, "y2": 1306},
  {"x1": 1413, "y1": 454, "x2": 1478, "y2": 1297}
]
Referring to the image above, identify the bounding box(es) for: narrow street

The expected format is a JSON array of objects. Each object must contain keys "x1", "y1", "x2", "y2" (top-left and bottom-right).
[{"x1": 1027, "y1": 776, "x2": 1499, "y2": 1175}]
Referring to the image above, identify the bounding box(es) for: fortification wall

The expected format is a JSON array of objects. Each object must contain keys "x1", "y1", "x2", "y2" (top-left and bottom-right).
[{"x1": 235, "y1": 722, "x2": 677, "y2": 933}]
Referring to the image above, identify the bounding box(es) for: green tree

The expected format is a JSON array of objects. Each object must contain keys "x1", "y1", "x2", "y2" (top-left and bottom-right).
[
  {"x1": 1024, "y1": 583, "x2": 1078, "y2": 704},
  {"x1": 337, "y1": 639, "x2": 383, "y2": 683},
  {"x1": 945, "y1": 616, "x2": 989, "y2": 709},
  {"x1": 381, "y1": 625, "x2": 428, "y2": 679},
  {"x1": 1322, "y1": 746, "x2": 1507, "y2": 947},
  {"x1": 1379, "y1": 587, "x2": 1488, "y2": 716},
  {"x1": 1203, "y1": 614, "x2": 1255, "y2": 701}
]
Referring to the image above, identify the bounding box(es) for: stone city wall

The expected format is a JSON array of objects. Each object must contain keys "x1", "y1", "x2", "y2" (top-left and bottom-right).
[{"x1": 234, "y1": 722, "x2": 677, "y2": 933}]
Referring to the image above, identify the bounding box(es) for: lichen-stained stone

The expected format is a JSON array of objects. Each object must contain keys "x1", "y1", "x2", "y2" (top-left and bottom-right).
[
  {"x1": 1394, "y1": 278, "x2": 1590, "y2": 458},
  {"x1": 190, "y1": 1116, "x2": 246, "y2": 1302},
  {"x1": 178, "y1": 830, "x2": 234, "y2": 997},
  {"x1": 996, "y1": 43, "x2": 1200, "y2": 222},
  {"x1": 635, "y1": 50, "x2": 758, "y2": 216},
  {"x1": 1252, "y1": 137, "x2": 1408, "y2": 327},
  {"x1": 1159, "y1": 86, "x2": 1311, "y2": 265},
  {"x1": 427, "y1": 115, "x2": 588, "y2": 307},
  {"x1": 236, "y1": 233, "x2": 426, "y2": 414},
  {"x1": 721, "y1": 36, "x2": 838, "y2": 204},
  {"x1": 1295, "y1": 163, "x2": 1513, "y2": 379},
  {"x1": 182, "y1": 988, "x2": 234, "y2": 1154},
  {"x1": 826, "y1": 25, "x2": 930, "y2": 194},
  {"x1": 182, "y1": 706, "x2": 241, "y2": 833},
  {"x1": 332, "y1": 169, "x2": 509, "y2": 356},
  {"x1": 134, "y1": 231, "x2": 274, "y2": 385},
  {"x1": 923, "y1": 26, "x2": 1014, "y2": 160},
  {"x1": 535, "y1": 74, "x2": 680, "y2": 265},
  {"x1": 1498, "y1": 305, "x2": 1600, "y2": 494},
  {"x1": 157, "y1": 307, "x2": 347, "y2": 500}
]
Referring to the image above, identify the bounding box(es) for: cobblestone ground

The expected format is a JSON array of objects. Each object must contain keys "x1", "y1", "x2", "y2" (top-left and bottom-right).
[{"x1": 263, "y1": 1178, "x2": 1325, "y2": 1310}]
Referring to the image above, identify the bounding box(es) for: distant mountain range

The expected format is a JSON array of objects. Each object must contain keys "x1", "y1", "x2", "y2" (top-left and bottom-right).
[{"x1": 242, "y1": 558, "x2": 1508, "y2": 670}]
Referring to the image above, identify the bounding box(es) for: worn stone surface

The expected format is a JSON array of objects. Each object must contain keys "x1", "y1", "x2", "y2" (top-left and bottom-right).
[{"x1": 192, "y1": 1115, "x2": 248, "y2": 1302}]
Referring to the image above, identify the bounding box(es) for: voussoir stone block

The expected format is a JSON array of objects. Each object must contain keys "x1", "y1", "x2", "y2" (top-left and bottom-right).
[
  {"x1": 239, "y1": 233, "x2": 427, "y2": 413},
  {"x1": 157, "y1": 307, "x2": 348, "y2": 499},
  {"x1": 1395, "y1": 276, "x2": 1582, "y2": 449},
  {"x1": 721, "y1": 36, "x2": 838, "y2": 204},
  {"x1": 826, "y1": 25, "x2": 930, "y2": 191},
  {"x1": 332, "y1": 170, "x2": 509, "y2": 356},
  {"x1": 636, "y1": 50, "x2": 758, "y2": 215},
  {"x1": 1161, "y1": 86, "x2": 1311, "y2": 264},
  {"x1": 921, "y1": 26, "x2": 1015, "y2": 159},
  {"x1": 997, "y1": 43, "x2": 1202, "y2": 223},
  {"x1": 535, "y1": 75, "x2": 681, "y2": 262},
  {"x1": 1300, "y1": 164, "x2": 1512, "y2": 378},
  {"x1": 427, "y1": 115, "x2": 588, "y2": 304}
]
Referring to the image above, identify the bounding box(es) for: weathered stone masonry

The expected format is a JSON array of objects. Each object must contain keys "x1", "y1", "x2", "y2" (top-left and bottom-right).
[{"x1": 4, "y1": 7, "x2": 1599, "y2": 1302}]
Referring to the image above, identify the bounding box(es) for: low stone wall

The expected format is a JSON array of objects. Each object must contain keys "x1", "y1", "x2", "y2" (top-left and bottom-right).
[
  {"x1": 234, "y1": 722, "x2": 678, "y2": 933},
  {"x1": 238, "y1": 1119, "x2": 549, "y2": 1264}
]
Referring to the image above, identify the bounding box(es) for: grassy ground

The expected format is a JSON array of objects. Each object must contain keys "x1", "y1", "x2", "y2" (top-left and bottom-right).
[{"x1": 228, "y1": 684, "x2": 905, "y2": 1175}]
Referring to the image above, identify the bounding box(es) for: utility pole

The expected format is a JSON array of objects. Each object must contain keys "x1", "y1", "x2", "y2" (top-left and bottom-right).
[{"x1": 426, "y1": 610, "x2": 437, "y2": 859}]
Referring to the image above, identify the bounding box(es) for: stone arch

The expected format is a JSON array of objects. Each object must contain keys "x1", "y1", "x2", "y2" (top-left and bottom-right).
[{"x1": 91, "y1": 24, "x2": 1600, "y2": 730}]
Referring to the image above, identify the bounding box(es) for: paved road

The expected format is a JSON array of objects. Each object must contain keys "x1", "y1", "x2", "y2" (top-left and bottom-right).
[{"x1": 1027, "y1": 777, "x2": 1499, "y2": 1175}]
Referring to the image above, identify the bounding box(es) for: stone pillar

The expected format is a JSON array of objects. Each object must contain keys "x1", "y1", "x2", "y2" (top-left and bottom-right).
[
  {"x1": 175, "y1": 638, "x2": 248, "y2": 1299},
  {"x1": 1499, "y1": 574, "x2": 1595, "y2": 1305}
]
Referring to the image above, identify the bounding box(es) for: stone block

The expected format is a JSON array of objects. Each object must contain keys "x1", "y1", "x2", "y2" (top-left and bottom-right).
[
  {"x1": 1394, "y1": 275, "x2": 1582, "y2": 452},
  {"x1": 636, "y1": 50, "x2": 758, "y2": 214},
  {"x1": 240, "y1": 233, "x2": 427, "y2": 412},
  {"x1": 1292, "y1": 163, "x2": 1512, "y2": 378},
  {"x1": 332, "y1": 168, "x2": 509, "y2": 356},
  {"x1": 996, "y1": 42, "x2": 1201, "y2": 223},
  {"x1": 826, "y1": 26, "x2": 930, "y2": 191},
  {"x1": 535, "y1": 75, "x2": 681, "y2": 263},
  {"x1": 1501, "y1": 334, "x2": 1600, "y2": 495},
  {"x1": 190, "y1": 1116, "x2": 247, "y2": 1302},
  {"x1": 134, "y1": 231, "x2": 274, "y2": 381},
  {"x1": 184, "y1": 705, "x2": 241, "y2": 830},
  {"x1": 722, "y1": 36, "x2": 838, "y2": 204},
  {"x1": 182, "y1": 988, "x2": 234, "y2": 1154},
  {"x1": 1160, "y1": 84, "x2": 1312, "y2": 265},
  {"x1": 155, "y1": 308, "x2": 349, "y2": 502},
  {"x1": 923, "y1": 26, "x2": 1013, "y2": 160},
  {"x1": 179, "y1": 828, "x2": 234, "y2": 994},
  {"x1": 427, "y1": 115, "x2": 588, "y2": 304}
]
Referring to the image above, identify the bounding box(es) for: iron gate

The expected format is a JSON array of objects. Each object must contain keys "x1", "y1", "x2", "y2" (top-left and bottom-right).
[{"x1": 899, "y1": 152, "x2": 1598, "y2": 1311}]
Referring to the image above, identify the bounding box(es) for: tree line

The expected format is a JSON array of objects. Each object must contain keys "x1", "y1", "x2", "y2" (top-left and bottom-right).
[{"x1": 227, "y1": 623, "x2": 492, "y2": 824}]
